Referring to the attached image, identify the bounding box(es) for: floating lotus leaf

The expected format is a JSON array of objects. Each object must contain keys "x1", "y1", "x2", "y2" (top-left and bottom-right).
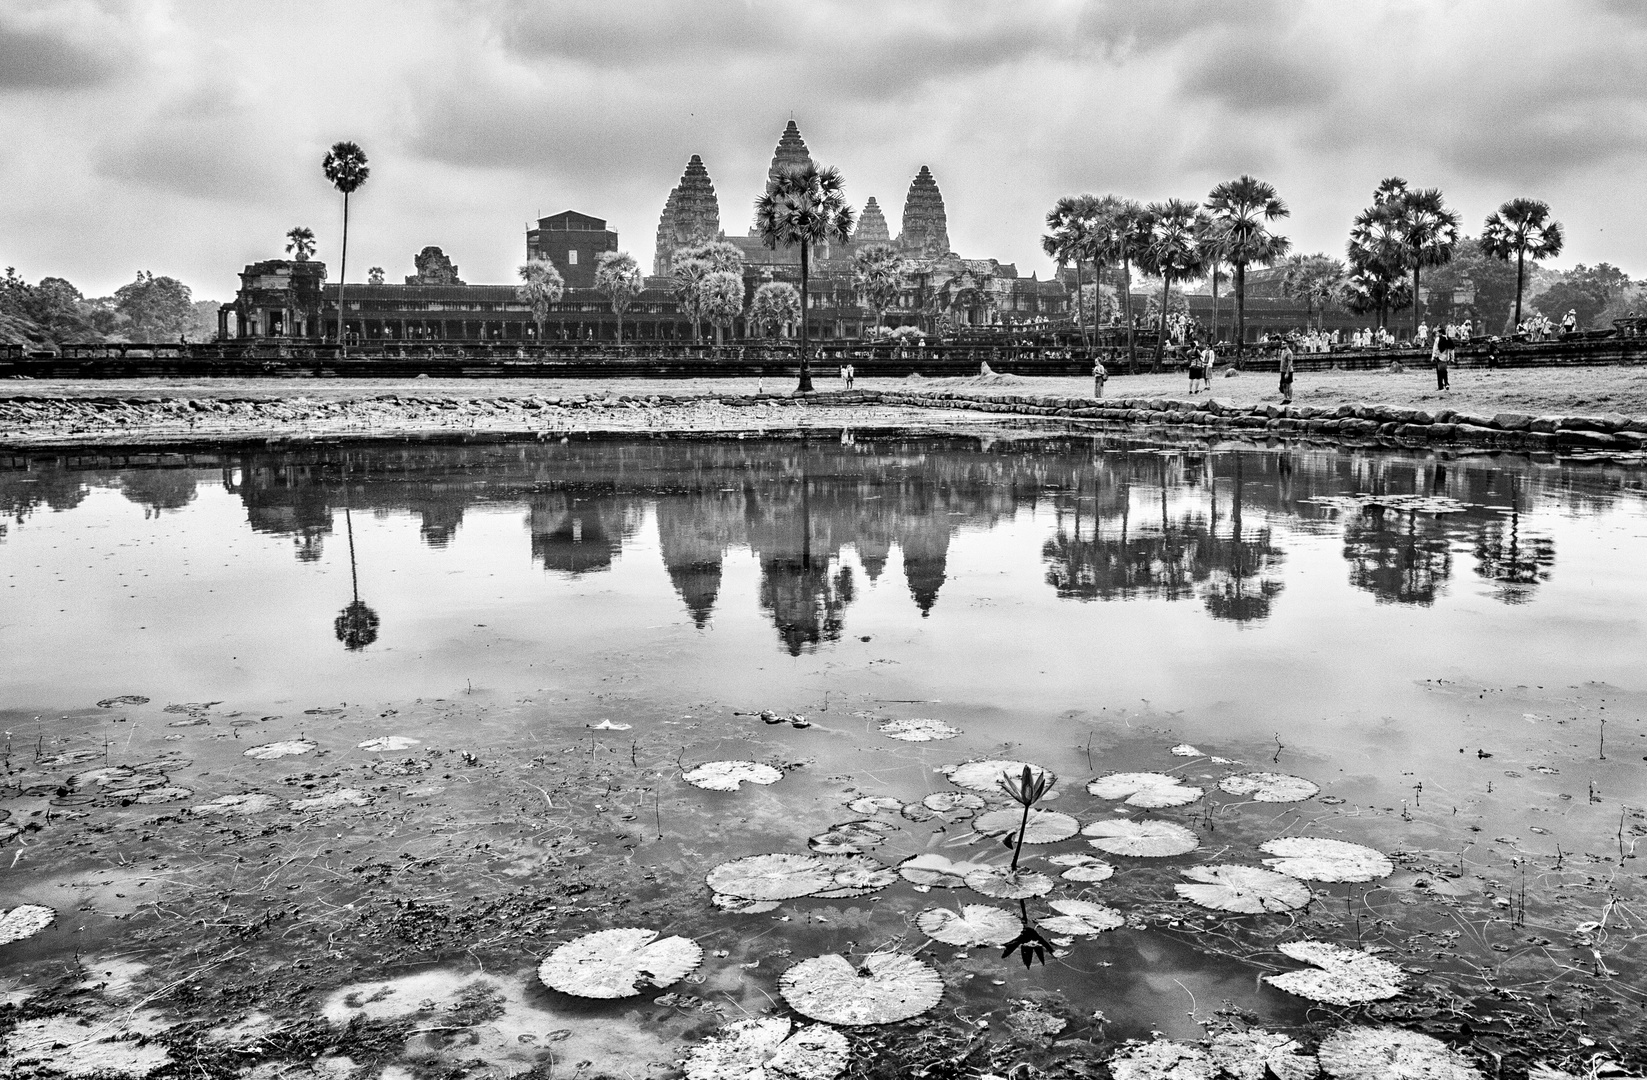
[
  {"x1": 963, "y1": 866, "x2": 1055, "y2": 899},
  {"x1": 848, "y1": 796, "x2": 903, "y2": 815},
  {"x1": 1265, "y1": 941, "x2": 1406, "y2": 1006},
  {"x1": 1260, "y1": 838, "x2": 1393, "y2": 883},
  {"x1": 1038, "y1": 898, "x2": 1123, "y2": 936},
  {"x1": 943, "y1": 760, "x2": 1055, "y2": 793},
  {"x1": 1108, "y1": 1038, "x2": 1217, "y2": 1080},
  {"x1": 191, "y1": 793, "x2": 281, "y2": 816},
  {"x1": 1176, "y1": 865, "x2": 1312, "y2": 914},
  {"x1": 71, "y1": 766, "x2": 135, "y2": 787},
  {"x1": 289, "y1": 789, "x2": 371, "y2": 811},
  {"x1": 815, "y1": 854, "x2": 898, "y2": 897},
  {"x1": 538, "y1": 927, "x2": 702, "y2": 999},
  {"x1": 1048, "y1": 853, "x2": 1117, "y2": 882},
  {"x1": 779, "y1": 952, "x2": 943, "y2": 1026},
  {"x1": 896, "y1": 854, "x2": 990, "y2": 889},
  {"x1": 358, "y1": 736, "x2": 420, "y2": 751},
  {"x1": 593, "y1": 720, "x2": 632, "y2": 731},
  {"x1": 684, "y1": 761, "x2": 784, "y2": 792},
  {"x1": 1168, "y1": 744, "x2": 1203, "y2": 757},
  {"x1": 1315, "y1": 1026, "x2": 1481, "y2": 1080},
  {"x1": 917, "y1": 904, "x2": 1021, "y2": 946},
  {"x1": 1083, "y1": 819, "x2": 1200, "y2": 857},
  {"x1": 133, "y1": 786, "x2": 193, "y2": 804},
  {"x1": 1208, "y1": 1030, "x2": 1318, "y2": 1080},
  {"x1": 242, "y1": 740, "x2": 318, "y2": 761},
  {"x1": 684, "y1": 1017, "x2": 850, "y2": 1080},
  {"x1": 0, "y1": 905, "x2": 55, "y2": 946},
  {"x1": 899, "y1": 803, "x2": 936, "y2": 823},
  {"x1": 879, "y1": 718, "x2": 960, "y2": 742},
  {"x1": 923, "y1": 792, "x2": 985, "y2": 814},
  {"x1": 973, "y1": 808, "x2": 1079, "y2": 844},
  {"x1": 1086, "y1": 772, "x2": 1204, "y2": 808},
  {"x1": 96, "y1": 695, "x2": 150, "y2": 709},
  {"x1": 809, "y1": 819, "x2": 892, "y2": 854},
  {"x1": 707, "y1": 854, "x2": 838, "y2": 901},
  {"x1": 1219, "y1": 772, "x2": 1320, "y2": 803},
  {"x1": 1005, "y1": 1004, "x2": 1067, "y2": 1040},
  {"x1": 711, "y1": 893, "x2": 782, "y2": 914}
]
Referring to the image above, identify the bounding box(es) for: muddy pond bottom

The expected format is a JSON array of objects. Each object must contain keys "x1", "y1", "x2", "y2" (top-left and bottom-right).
[{"x1": 2, "y1": 435, "x2": 1646, "y2": 1077}]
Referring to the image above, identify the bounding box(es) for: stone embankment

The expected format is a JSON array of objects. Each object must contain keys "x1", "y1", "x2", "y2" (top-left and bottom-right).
[{"x1": 863, "y1": 389, "x2": 1647, "y2": 455}]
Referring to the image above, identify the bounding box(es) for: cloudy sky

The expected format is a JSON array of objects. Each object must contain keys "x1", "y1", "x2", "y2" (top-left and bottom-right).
[{"x1": 2, "y1": 0, "x2": 1644, "y2": 302}]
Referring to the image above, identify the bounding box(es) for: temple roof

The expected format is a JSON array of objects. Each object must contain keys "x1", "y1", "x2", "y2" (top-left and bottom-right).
[{"x1": 766, "y1": 119, "x2": 813, "y2": 187}]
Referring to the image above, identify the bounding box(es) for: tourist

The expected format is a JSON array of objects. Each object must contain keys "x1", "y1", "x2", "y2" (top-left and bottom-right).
[
  {"x1": 1278, "y1": 342, "x2": 1295, "y2": 405},
  {"x1": 1187, "y1": 340, "x2": 1204, "y2": 394},
  {"x1": 1486, "y1": 341, "x2": 1501, "y2": 370},
  {"x1": 1432, "y1": 330, "x2": 1451, "y2": 390},
  {"x1": 1416, "y1": 321, "x2": 1429, "y2": 346},
  {"x1": 845, "y1": 362, "x2": 856, "y2": 390},
  {"x1": 1092, "y1": 357, "x2": 1108, "y2": 399},
  {"x1": 1201, "y1": 340, "x2": 1217, "y2": 392},
  {"x1": 1562, "y1": 309, "x2": 1578, "y2": 337}
]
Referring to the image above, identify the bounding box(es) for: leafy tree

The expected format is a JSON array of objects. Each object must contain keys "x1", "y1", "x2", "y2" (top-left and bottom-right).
[
  {"x1": 516, "y1": 259, "x2": 565, "y2": 341},
  {"x1": 1534, "y1": 263, "x2": 1636, "y2": 329},
  {"x1": 676, "y1": 239, "x2": 742, "y2": 274},
  {"x1": 1278, "y1": 253, "x2": 1346, "y2": 329},
  {"x1": 852, "y1": 242, "x2": 903, "y2": 328},
  {"x1": 1135, "y1": 199, "x2": 1207, "y2": 370},
  {"x1": 669, "y1": 241, "x2": 743, "y2": 341},
  {"x1": 1042, "y1": 194, "x2": 1100, "y2": 348},
  {"x1": 1419, "y1": 238, "x2": 1521, "y2": 333},
  {"x1": 754, "y1": 162, "x2": 855, "y2": 392},
  {"x1": 1090, "y1": 198, "x2": 1149, "y2": 371},
  {"x1": 114, "y1": 271, "x2": 194, "y2": 340},
  {"x1": 368, "y1": 267, "x2": 385, "y2": 285},
  {"x1": 593, "y1": 250, "x2": 642, "y2": 342},
  {"x1": 750, "y1": 281, "x2": 801, "y2": 338},
  {"x1": 1204, "y1": 175, "x2": 1291, "y2": 366},
  {"x1": 1347, "y1": 189, "x2": 1411, "y2": 330},
  {"x1": 321, "y1": 140, "x2": 369, "y2": 354},
  {"x1": 285, "y1": 226, "x2": 316, "y2": 262},
  {"x1": 1390, "y1": 186, "x2": 1461, "y2": 340},
  {"x1": 701, "y1": 269, "x2": 745, "y2": 344},
  {"x1": 1479, "y1": 198, "x2": 1564, "y2": 328},
  {"x1": 1195, "y1": 219, "x2": 1234, "y2": 342}
]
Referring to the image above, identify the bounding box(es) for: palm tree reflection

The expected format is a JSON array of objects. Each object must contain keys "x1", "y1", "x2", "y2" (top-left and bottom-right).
[{"x1": 333, "y1": 507, "x2": 380, "y2": 651}]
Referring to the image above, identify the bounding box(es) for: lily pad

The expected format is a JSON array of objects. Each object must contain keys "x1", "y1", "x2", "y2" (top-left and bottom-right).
[
  {"x1": 963, "y1": 866, "x2": 1055, "y2": 899},
  {"x1": 1208, "y1": 1030, "x2": 1318, "y2": 1080},
  {"x1": 97, "y1": 695, "x2": 149, "y2": 709},
  {"x1": 973, "y1": 808, "x2": 1080, "y2": 844},
  {"x1": 815, "y1": 854, "x2": 899, "y2": 897},
  {"x1": 1219, "y1": 772, "x2": 1320, "y2": 803},
  {"x1": 684, "y1": 1017, "x2": 850, "y2": 1080},
  {"x1": 537, "y1": 927, "x2": 703, "y2": 999},
  {"x1": 592, "y1": 719, "x2": 632, "y2": 730},
  {"x1": 134, "y1": 786, "x2": 193, "y2": 804},
  {"x1": 1005, "y1": 1004, "x2": 1067, "y2": 1040},
  {"x1": 1083, "y1": 819, "x2": 1200, "y2": 857},
  {"x1": 1086, "y1": 772, "x2": 1204, "y2": 808},
  {"x1": 847, "y1": 796, "x2": 903, "y2": 815},
  {"x1": 1260, "y1": 837, "x2": 1393, "y2": 883},
  {"x1": 779, "y1": 952, "x2": 944, "y2": 1026},
  {"x1": 1048, "y1": 853, "x2": 1116, "y2": 882},
  {"x1": 1037, "y1": 898, "x2": 1124, "y2": 936},
  {"x1": 242, "y1": 740, "x2": 317, "y2": 760},
  {"x1": 808, "y1": 819, "x2": 892, "y2": 855},
  {"x1": 1176, "y1": 865, "x2": 1312, "y2": 913},
  {"x1": 711, "y1": 894, "x2": 782, "y2": 914},
  {"x1": 684, "y1": 761, "x2": 784, "y2": 792},
  {"x1": 1168, "y1": 744, "x2": 1202, "y2": 757},
  {"x1": 1108, "y1": 1039, "x2": 1217, "y2": 1080},
  {"x1": 1265, "y1": 941, "x2": 1406, "y2": 1006},
  {"x1": 0, "y1": 905, "x2": 55, "y2": 946},
  {"x1": 879, "y1": 717, "x2": 961, "y2": 742},
  {"x1": 944, "y1": 759, "x2": 1055, "y2": 793},
  {"x1": 708, "y1": 854, "x2": 837, "y2": 901},
  {"x1": 1315, "y1": 1026, "x2": 1481, "y2": 1080},
  {"x1": 289, "y1": 789, "x2": 371, "y2": 811},
  {"x1": 917, "y1": 904, "x2": 1022, "y2": 946},
  {"x1": 896, "y1": 854, "x2": 991, "y2": 889},
  {"x1": 358, "y1": 736, "x2": 420, "y2": 751},
  {"x1": 190, "y1": 793, "x2": 281, "y2": 816},
  {"x1": 923, "y1": 791, "x2": 985, "y2": 814}
]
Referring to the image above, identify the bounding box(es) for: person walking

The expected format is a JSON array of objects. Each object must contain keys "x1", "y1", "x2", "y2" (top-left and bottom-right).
[
  {"x1": 1562, "y1": 309, "x2": 1578, "y2": 337},
  {"x1": 1093, "y1": 357, "x2": 1109, "y2": 399},
  {"x1": 1432, "y1": 330, "x2": 1451, "y2": 390},
  {"x1": 1278, "y1": 342, "x2": 1295, "y2": 405}
]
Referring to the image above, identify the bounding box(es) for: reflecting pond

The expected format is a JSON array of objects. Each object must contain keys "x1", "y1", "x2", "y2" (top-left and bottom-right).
[{"x1": 3, "y1": 436, "x2": 1647, "y2": 1056}]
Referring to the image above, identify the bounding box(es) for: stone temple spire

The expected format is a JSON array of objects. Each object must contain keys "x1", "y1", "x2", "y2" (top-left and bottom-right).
[
  {"x1": 766, "y1": 119, "x2": 814, "y2": 188},
  {"x1": 654, "y1": 154, "x2": 722, "y2": 276},
  {"x1": 854, "y1": 197, "x2": 891, "y2": 245},
  {"x1": 897, "y1": 165, "x2": 950, "y2": 258}
]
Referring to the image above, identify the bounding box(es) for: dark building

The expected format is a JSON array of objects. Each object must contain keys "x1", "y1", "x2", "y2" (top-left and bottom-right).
[{"x1": 525, "y1": 211, "x2": 618, "y2": 289}]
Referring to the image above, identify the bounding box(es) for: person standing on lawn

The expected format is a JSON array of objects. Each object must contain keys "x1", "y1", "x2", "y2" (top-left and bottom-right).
[
  {"x1": 1432, "y1": 330, "x2": 1451, "y2": 390},
  {"x1": 1093, "y1": 357, "x2": 1109, "y2": 398},
  {"x1": 1278, "y1": 342, "x2": 1295, "y2": 404}
]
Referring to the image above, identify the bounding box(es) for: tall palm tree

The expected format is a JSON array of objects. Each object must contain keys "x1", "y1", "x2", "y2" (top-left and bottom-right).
[
  {"x1": 1195, "y1": 218, "x2": 1234, "y2": 342},
  {"x1": 1091, "y1": 198, "x2": 1148, "y2": 372},
  {"x1": 285, "y1": 226, "x2": 315, "y2": 262},
  {"x1": 516, "y1": 259, "x2": 565, "y2": 341},
  {"x1": 1391, "y1": 187, "x2": 1462, "y2": 340},
  {"x1": 321, "y1": 141, "x2": 369, "y2": 357},
  {"x1": 1042, "y1": 195, "x2": 1099, "y2": 350},
  {"x1": 1136, "y1": 200, "x2": 1208, "y2": 371},
  {"x1": 1347, "y1": 199, "x2": 1409, "y2": 329},
  {"x1": 852, "y1": 242, "x2": 904, "y2": 329},
  {"x1": 754, "y1": 162, "x2": 856, "y2": 393},
  {"x1": 1480, "y1": 198, "x2": 1564, "y2": 329},
  {"x1": 1204, "y1": 175, "x2": 1291, "y2": 368},
  {"x1": 593, "y1": 251, "x2": 642, "y2": 344}
]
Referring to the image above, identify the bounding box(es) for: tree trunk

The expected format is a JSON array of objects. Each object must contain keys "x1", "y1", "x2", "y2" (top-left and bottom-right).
[
  {"x1": 1513, "y1": 250, "x2": 1525, "y2": 328},
  {"x1": 1123, "y1": 257, "x2": 1138, "y2": 374},
  {"x1": 1154, "y1": 277, "x2": 1170, "y2": 372},
  {"x1": 338, "y1": 191, "x2": 350, "y2": 358},
  {"x1": 796, "y1": 243, "x2": 813, "y2": 392},
  {"x1": 1074, "y1": 262, "x2": 1088, "y2": 353},
  {"x1": 1210, "y1": 267, "x2": 1220, "y2": 342},
  {"x1": 1233, "y1": 262, "x2": 1246, "y2": 369},
  {"x1": 1412, "y1": 263, "x2": 1422, "y2": 342}
]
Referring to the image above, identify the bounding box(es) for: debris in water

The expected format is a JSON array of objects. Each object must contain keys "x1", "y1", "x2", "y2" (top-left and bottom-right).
[
  {"x1": 1082, "y1": 819, "x2": 1200, "y2": 857},
  {"x1": 683, "y1": 761, "x2": 784, "y2": 791},
  {"x1": 592, "y1": 720, "x2": 632, "y2": 730},
  {"x1": 1260, "y1": 837, "x2": 1393, "y2": 882},
  {"x1": 710, "y1": 894, "x2": 782, "y2": 914},
  {"x1": 0, "y1": 905, "x2": 55, "y2": 946},
  {"x1": 1175, "y1": 865, "x2": 1312, "y2": 913},
  {"x1": 536, "y1": 927, "x2": 703, "y2": 999},
  {"x1": 878, "y1": 717, "x2": 961, "y2": 742},
  {"x1": 357, "y1": 736, "x2": 420, "y2": 751},
  {"x1": 96, "y1": 696, "x2": 149, "y2": 709},
  {"x1": 1168, "y1": 743, "x2": 1203, "y2": 757},
  {"x1": 683, "y1": 1017, "x2": 850, "y2": 1080},
  {"x1": 778, "y1": 952, "x2": 943, "y2": 1026},
  {"x1": 1086, "y1": 772, "x2": 1205, "y2": 808},
  {"x1": 1264, "y1": 941, "x2": 1407, "y2": 1006}
]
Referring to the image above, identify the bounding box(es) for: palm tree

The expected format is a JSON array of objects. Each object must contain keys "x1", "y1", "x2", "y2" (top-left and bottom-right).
[
  {"x1": 1390, "y1": 187, "x2": 1462, "y2": 340},
  {"x1": 1042, "y1": 195, "x2": 1099, "y2": 350},
  {"x1": 750, "y1": 281, "x2": 801, "y2": 339},
  {"x1": 1136, "y1": 200, "x2": 1208, "y2": 371},
  {"x1": 321, "y1": 141, "x2": 369, "y2": 357},
  {"x1": 1195, "y1": 218, "x2": 1234, "y2": 342},
  {"x1": 852, "y1": 242, "x2": 903, "y2": 329},
  {"x1": 1204, "y1": 175, "x2": 1291, "y2": 368},
  {"x1": 333, "y1": 508, "x2": 379, "y2": 651},
  {"x1": 1347, "y1": 197, "x2": 1409, "y2": 330},
  {"x1": 593, "y1": 251, "x2": 642, "y2": 344},
  {"x1": 1480, "y1": 198, "x2": 1564, "y2": 329},
  {"x1": 367, "y1": 267, "x2": 385, "y2": 285},
  {"x1": 754, "y1": 162, "x2": 855, "y2": 393},
  {"x1": 1091, "y1": 198, "x2": 1147, "y2": 372},
  {"x1": 1279, "y1": 254, "x2": 1346, "y2": 329},
  {"x1": 285, "y1": 226, "x2": 315, "y2": 262},
  {"x1": 516, "y1": 259, "x2": 565, "y2": 341},
  {"x1": 701, "y1": 270, "x2": 745, "y2": 344}
]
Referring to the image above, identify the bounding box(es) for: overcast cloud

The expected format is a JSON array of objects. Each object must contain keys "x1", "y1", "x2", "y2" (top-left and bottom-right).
[{"x1": 1, "y1": 0, "x2": 1643, "y2": 301}]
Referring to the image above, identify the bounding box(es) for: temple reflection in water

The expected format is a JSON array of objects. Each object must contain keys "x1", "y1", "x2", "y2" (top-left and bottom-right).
[{"x1": 5, "y1": 437, "x2": 1641, "y2": 653}]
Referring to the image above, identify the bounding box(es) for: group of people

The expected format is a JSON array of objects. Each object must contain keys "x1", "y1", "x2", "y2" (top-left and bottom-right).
[{"x1": 1514, "y1": 310, "x2": 1578, "y2": 341}]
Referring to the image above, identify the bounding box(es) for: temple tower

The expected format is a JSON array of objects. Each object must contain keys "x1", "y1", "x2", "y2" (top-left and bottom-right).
[
  {"x1": 854, "y1": 197, "x2": 891, "y2": 245},
  {"x1": 654, "y1": 154, "x2": 722, "y2": 275},
  {"x1": 897, "y1": 166, "x2": 950, "y2": 258},
  {"x1": 766, "y1": 119, "x2": 814, "y2": 188}
]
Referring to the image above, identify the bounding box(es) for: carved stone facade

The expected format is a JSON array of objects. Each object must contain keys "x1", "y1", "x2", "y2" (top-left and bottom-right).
[
  {"x1": 404, "y1": 246, "x2": 465, "y2": 286},
  {"x1": 897, "y1": 166, "x2": 950, "y2": 258},
  {"x1": 766, "y1": 119, "x2": 813, "y2": 187},
  {"x1": 854, "y1": 197, "x2": 891, "y2": 245},
  {"x1": 654, "y1": 154, "x2": 723, "y2": 275}
]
